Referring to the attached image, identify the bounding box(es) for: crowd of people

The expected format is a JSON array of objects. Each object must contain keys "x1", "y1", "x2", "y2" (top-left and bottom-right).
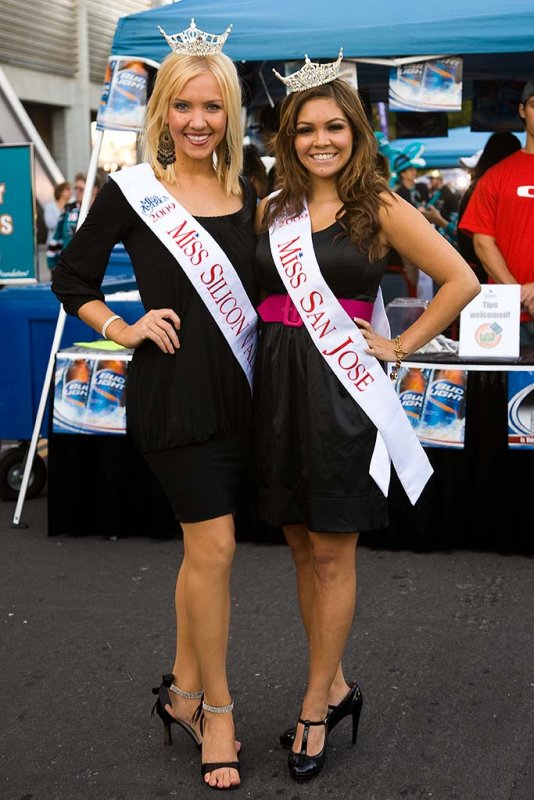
[
  {"x1": 368, "y1": 117, "x2": 533, "y2": 318},
  {"x1": 48, "y1": 16, "x2": 533, "y2": 791}
]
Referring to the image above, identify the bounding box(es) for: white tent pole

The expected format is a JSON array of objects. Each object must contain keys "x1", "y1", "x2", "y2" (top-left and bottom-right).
[{"x1": 12, "y1": 129, "x2": 105, "y2": 528}]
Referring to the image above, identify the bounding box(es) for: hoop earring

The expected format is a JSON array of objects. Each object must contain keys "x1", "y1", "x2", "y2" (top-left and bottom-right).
[{"x1": 157, "y1": 126, "x2": 176, "y2": 169}]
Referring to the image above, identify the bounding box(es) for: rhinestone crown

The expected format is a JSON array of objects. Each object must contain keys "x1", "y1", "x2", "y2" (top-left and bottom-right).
[
  {"x1": 158, "y1": 18, "x2": 232, "y2": 56},
  {"x1": 273, "y1": 49, "x2": 344, "y2": 93}
]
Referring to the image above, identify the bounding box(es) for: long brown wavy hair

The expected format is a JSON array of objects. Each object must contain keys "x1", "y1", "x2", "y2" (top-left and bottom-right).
[{"x1": 264, "y1": 79, "x2": 392, "y2": 261}]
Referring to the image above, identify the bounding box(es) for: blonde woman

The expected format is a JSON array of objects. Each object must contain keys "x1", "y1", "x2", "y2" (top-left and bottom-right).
[{"x1": 52, "y1": 20, "x2": 258, "y2": 790}]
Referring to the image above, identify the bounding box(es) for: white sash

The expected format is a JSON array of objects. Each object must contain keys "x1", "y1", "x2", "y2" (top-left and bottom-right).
[
  {"x1": 268, "y1": 198, "x2": 433, "y2": 504},
  {"x1": 111, "y1": 163, "x2": 257, "y2": 389}
]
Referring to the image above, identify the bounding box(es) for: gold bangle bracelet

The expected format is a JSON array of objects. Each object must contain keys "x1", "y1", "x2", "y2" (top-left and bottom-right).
[{"x1": 390, "y1": 334, "x2": 407, "y2": 382}]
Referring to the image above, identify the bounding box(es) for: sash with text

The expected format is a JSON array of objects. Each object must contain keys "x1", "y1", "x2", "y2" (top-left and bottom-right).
[
  {"x1": 268, "y1": 199, "x2": 433, "y2": 504},
  {"x1": 111, "y1": 164, "x2": 257, "y2": 389}
]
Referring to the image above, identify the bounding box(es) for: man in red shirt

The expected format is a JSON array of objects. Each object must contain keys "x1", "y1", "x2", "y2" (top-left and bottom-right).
[{"x1": 460, "y1": 81, "x2": 534, "y2": 345}]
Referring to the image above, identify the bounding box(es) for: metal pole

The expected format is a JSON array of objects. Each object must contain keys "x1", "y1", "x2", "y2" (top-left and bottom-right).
[{"x1": 12, "y1": 129, "x2": 104, "y2": 528}]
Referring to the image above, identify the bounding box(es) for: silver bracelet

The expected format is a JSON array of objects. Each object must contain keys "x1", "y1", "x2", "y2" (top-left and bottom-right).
[
  {"x1": 170, "y1": 683, "x2": 203, "y2": 700},
  {"x1": 101, "y1": 314, "x2": 123, "y2": 340},
  {"x1": 202, "y1": 699, "x2": 234, "y2": 714}
]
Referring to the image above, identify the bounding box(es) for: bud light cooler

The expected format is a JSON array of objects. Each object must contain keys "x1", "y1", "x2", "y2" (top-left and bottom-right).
[{"x1": 53, "y1": 347, "x2": 130, "y2": 435}]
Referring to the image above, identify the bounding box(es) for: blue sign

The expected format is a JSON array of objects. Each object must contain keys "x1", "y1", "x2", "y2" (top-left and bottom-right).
[
  {"x1": 508, "y1": 371, "x2": 534, "y2": 449},
  {"x1": 0, "y1": 144, "x2": 37, "y2": 283},
  {"x1": 96, "y1": 57, "x2": 157, "y2": 133},
  {"x1": 389, "y1": 57, "x2": 463, "y2": 113}
]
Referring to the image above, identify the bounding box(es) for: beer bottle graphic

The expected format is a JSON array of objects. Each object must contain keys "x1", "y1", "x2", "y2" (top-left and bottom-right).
[
  {"x1": 104, "y1": 59, "x2": 148, "y2": 130},
  {"x1": 397, "y1": 367, "x2": 429, "y2": 429},
  {"x1": 420, "y1": 369, "x2": 467, "y2": 445},
  {"x1": 62, "y1": 359, "x2": 92, "y2": 412},
  {"x1": 87, "y1": 359, "x2": 127, "y2": 432}
]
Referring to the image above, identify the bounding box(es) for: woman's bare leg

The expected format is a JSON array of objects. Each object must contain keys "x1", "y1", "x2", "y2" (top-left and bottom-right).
[
  {"x1": 292, "y1": 531, "x2": 359, "y2": 756},
  {"x1": 283, "y1": 524, "x2": 352, "y2": 705},
  {"x1": 165, "y1": 540, "x2": 204, "y2": 737},
  {"x1": 181, "y1": 514, "x2": 240, "y2": 790}
]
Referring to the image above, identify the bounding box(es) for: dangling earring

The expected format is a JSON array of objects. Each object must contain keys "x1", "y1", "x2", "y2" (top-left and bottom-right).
[
  {"x1": 224, "y1": 140, "x2": 231, "y2": 167},
  {"x1": 157, "y1": 125, "x2": 176, "y2": 169}
]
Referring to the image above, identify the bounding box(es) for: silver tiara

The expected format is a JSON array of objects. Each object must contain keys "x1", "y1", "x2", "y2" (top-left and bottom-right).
[
  {"x1": 273, "y1": 49, "x2": 344, "y2": 93},
  {"x1": 158, "y1": 18, "x2": 232, "y2": 56}
]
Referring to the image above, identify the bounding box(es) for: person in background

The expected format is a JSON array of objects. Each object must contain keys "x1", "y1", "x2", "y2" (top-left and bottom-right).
[
  {"x1": 425, "y1": 169, "x2": 459, "y2": 221},
  {"x1": 43, "y1": 181, "x2": 71, "y2": 245},
  {"x1": 46, "y1": 172, "x2": 87, "y2": 270},
  {"x1": 460, "y1": 81, "x2": 534, "y2": 344},
  {"x1": 47, "y1": 172, "x2": 107, "y2": 270},
  {"x1": 420, "y1": 169, "x2": 460, "y2": 249},
  {"x1": 392, "y1": 157, "x2": 427, "y2": 208},
  {"x1": 242, "y1": 142, "x2": 269, "y2": 199},
  {"x1": 258, "y1": 101, "x2": 281, "y2": 192},
  {"x1": 253, "y1": 59, "x2": 479, "y2": 783},
  {"x1": 391, "y1": 155, "x2": 426, "y2": 292},
  {"x1": 376, "y1": 151, "x2": 417, "y2": 303},
  {"x1": 52, "y1": 20, "x2": 257, "y2": 790},
  {"x1": 421, "y1": 203, "x2": 459, "y2": 249},
  {"x1": 455, "y1": 132, "x2": 521, "y2": 282}
]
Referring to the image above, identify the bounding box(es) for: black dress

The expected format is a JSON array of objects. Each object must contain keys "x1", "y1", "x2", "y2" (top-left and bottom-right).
[
  {"x1": 52, "y1": 176, "x2": 258, "y2": 522},
  {"x1": 254, "y1": 222, "x2": 389, "y2": 533}
]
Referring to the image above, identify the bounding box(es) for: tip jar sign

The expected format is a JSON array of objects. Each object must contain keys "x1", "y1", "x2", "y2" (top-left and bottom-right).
[{"x1": 96, "y1": 57, "x2": 159, "y2": 133}]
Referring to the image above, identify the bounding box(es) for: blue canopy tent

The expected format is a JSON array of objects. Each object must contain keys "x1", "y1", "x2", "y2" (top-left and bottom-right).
[
  {"x1": 391, "y1": 126, "x2": 527, "y2": 169},
  {"x1": 110, "y1": 1, "x2": 534, "y2": 133},
  {"x1": 111, "y1": 0, "x2": 534, "y2": 62}
]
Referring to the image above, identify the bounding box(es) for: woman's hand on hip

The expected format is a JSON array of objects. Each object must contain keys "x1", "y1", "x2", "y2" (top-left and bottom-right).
[
  {"x1": 353, "y1": 317, "x2": 396, "y2": 363},
  {"x1": 115, "y1": 308, "x2": 181, "y2": 353}
]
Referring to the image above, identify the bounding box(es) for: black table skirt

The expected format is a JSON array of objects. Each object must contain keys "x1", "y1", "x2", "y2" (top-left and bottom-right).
[
  {"x1": 47, "y1": 429, "x2": 260, "y2": 542},
  {"x1": 361, "y1": 369, "x2": 534, "y2": 554},
  {"x1": 47, "y1": 370, "x2": 534, "y2": 553},
  {"x1": 47, "y1": 432, "x2": 180, "y2": 539}
]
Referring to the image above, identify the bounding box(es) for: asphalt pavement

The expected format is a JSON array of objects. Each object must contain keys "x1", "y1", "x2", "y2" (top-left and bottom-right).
[{"x1": 1, "y1": 496, "x2": 533, "y2": 800}]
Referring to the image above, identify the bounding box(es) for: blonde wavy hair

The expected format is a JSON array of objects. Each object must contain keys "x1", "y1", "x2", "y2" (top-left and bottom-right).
[
  {"x1": 264, "y1": 79, "x2": 392, "y2": 261},
  {"x1": 142, "y1": 52, "x2": 243, "y2": 195}
]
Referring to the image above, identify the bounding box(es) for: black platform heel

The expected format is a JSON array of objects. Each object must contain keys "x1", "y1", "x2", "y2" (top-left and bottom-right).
[
  {"x1": 328, "y1": 682, "x2": 363, "y2": 746},
  {"x1": 279, "y1": 682, "x2": 363, "y2": 749},
  {"x1": 200, "y1": 698, "x2": 240, "y2": 790},
  {"x1": 151, "y1": 673, "x2": 204, "y2": 748},
  {"x1": 287, "y1": 715, "x2": 328, "y2": 781}
]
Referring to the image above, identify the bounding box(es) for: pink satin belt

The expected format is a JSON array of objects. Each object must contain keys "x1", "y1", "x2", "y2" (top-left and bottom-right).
[{"x1": 257, "y1": 294, "x2": 374, "y2": 328}]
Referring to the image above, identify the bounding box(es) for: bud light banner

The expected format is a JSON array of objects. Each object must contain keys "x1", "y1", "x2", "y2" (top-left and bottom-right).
[
  {"x1": 389, "y1": 57, "x2": 463, "y2": 112},
  {"x1": 396, "y1": 366, "x2": 468, "y2": 448},
  {"x1": 53, "y1": 349, "x2": 132, "y2": 435},
  {"x1": 96, "y1": 56, "x2": 159, "y2": 133},
  {"x1": 0, "y1": 144, "x2": 37, "y2": 284},
  {"x1": 508, "y1": 371, "x2": 534, "y2": 449}
]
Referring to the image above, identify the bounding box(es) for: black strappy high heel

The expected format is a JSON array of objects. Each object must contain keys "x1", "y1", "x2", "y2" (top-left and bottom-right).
[
  {"x1": 287, "y1": 714, "x2": 328, "y2": 781},
  {"x1": 279, "y1": 682, "x2": 363, "y2": 750},
  {"x1": 151, "y1": 673, "x2": 204, "y2": 748},
  {"x1": 200, "y1": 698, "x2": 240, "y2": 791}
]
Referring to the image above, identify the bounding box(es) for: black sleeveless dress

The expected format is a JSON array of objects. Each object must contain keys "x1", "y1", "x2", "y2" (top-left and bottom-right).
[
  {"x1": 52, "y1": 177, "x2": 258, "y2": 523},
  {"x1": 253, "y1": 221, "x2": 389, "y2": 533}
]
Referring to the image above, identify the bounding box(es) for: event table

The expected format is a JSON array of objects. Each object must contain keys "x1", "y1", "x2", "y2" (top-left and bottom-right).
[
  {"x1": 47, "y1": 348, "x2": 534, "y2": 553},
  {"x1": 360, "y1": 347, "x2": 534, "y2": 553}
]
